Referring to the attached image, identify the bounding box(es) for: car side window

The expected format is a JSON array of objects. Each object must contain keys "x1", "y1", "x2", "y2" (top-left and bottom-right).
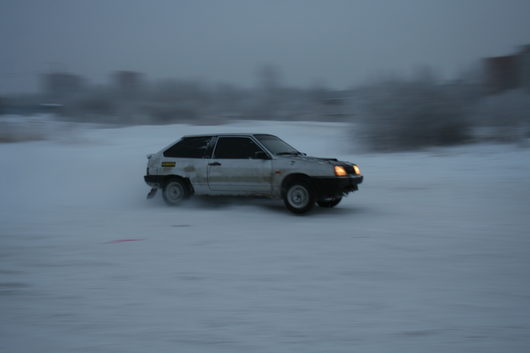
[
  {"x1": 164, "y1": 136, "x2": 212, "y2": 158},
  {"x1": 214, "y1": 137, "x2": 264, "y2": 159}
]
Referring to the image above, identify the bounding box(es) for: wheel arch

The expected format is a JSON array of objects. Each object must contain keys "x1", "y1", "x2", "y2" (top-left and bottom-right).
[
  {"x1": 281, "y1": 173, "x2": 313, "y2": 196},
  {"x1": 162, "y1": 174, "x2": 194, "y2": 194}
]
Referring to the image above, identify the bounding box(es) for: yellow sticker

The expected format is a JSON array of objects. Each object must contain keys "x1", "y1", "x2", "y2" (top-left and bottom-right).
[{"x1": 161, "y1": 161, "x2": 176, "y2": 168}]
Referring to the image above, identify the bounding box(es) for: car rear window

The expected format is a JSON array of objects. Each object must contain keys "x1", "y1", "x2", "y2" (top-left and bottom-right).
[{"x1": 163, "y1": 136, "x2": 213, "y2": 158}]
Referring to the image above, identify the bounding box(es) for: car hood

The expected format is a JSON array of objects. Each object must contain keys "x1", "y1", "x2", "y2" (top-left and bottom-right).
[{"x1": 277, "y1": 154, "x2": 352, "y2": 166}]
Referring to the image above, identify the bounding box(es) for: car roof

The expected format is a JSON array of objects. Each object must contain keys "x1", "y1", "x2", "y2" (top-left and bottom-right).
[{"x1": 181, "y1": 133, "x2": 276, "y2": 138}]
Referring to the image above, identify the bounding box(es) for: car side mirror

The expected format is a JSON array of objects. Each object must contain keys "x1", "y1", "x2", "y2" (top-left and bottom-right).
[{"x1": 254, "y1": 151, "x2": 270, "y2": 160}]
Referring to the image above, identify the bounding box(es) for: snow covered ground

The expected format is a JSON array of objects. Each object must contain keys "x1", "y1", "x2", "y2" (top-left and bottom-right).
[{"x1": 1, "y1": 118, "x2": 530, "y2": 353}]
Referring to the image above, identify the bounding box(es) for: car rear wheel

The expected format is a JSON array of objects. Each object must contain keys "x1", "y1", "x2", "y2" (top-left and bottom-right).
[
  {"x1": 283, "y1": 181, "x2": 315, "y2": 214},
  {"x1": 162, "y1": 178, "x2": 189, "y2": 206},
  {"x1": 317, "y1": 197, "x2": 342, "y2": 208}
]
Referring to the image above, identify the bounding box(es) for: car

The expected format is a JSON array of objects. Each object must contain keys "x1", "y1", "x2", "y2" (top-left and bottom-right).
[{"x1": 144, "y1": 134, "x2": 363, "y2": 214}]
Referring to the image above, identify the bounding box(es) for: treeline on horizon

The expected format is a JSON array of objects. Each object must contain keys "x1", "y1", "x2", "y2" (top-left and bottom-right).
[{"x1": 1, "y1": 66, "x2": 529, "y2": 150}]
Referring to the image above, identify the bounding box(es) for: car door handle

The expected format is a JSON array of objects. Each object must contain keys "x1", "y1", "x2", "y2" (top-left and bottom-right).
[{"x1": 208, "y1": 162, "x2": 221, "y2": 166}]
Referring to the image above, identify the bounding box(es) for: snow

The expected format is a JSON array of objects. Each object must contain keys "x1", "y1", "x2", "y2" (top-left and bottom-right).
[{"x1": 1, "y1": 118, "x2": 530, "y2": 353}]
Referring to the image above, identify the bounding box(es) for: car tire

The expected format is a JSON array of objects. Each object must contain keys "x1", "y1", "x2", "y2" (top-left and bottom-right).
[
  {"x1": 317, "y1": 197, "x2": 342, "y2": 208},
  {"x1": 283, "y1": 181, "x2": 315, "y2": 214},
  {"x1": 162, "y1": 178, "x2": 189, "y2": 206}
]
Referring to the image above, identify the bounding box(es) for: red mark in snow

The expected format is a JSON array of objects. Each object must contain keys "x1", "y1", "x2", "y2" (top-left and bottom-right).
[{"x1": 106, "y1": 238, "x2": 144, "y2": 244}]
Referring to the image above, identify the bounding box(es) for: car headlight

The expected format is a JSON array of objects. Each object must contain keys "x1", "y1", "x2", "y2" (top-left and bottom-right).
[
  {"x1": 353, "y1": 165, "x2": 361, "y2": 175},
  {"x1": 334, "y1": 166, "x2": 347, "y2": 176}
]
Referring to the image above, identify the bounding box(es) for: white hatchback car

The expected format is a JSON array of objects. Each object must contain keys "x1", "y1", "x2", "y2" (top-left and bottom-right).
[{"x1": 144, "y1": 134, "x2": 363, "y2": 214}]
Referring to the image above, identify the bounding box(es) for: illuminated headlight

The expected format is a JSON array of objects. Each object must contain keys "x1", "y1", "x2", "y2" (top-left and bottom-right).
[
  {"x1": 353, "y1": 165, "x2": 361, "y2": 175},
  {"x1": 334, "y1": 166, "x2": 347, "y2": 176}
]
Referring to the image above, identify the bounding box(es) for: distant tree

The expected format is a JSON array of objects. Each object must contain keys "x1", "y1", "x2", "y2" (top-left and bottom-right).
[
  {"x1": 471, "y1": 89, "x2": 530, "y2": 141},
  {"x1": 355, "y1": 73, "x2": 471, "y2": 151},
  {"x1": 257, "y1": 65, "x2": 282, "y2": 92},
  {"x1": 252, "y1": 65, "x2": 285, "y2": 120}
]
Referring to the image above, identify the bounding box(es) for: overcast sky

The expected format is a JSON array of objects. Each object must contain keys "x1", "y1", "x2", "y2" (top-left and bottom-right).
[{"x1": 1, "y1": 0, "x2": 529, "y2": 94}]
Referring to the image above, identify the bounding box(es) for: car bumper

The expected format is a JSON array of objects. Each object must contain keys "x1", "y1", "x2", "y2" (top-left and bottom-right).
[
  {"x1": 144, "y1": 175, "x2": 163, "y2": 187},
  {"x1": 312, "y1": 175, "x2": 363, "y2": 198}
]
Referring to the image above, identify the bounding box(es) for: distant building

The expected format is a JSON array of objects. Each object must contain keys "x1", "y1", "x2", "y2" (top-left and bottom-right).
[
  {"x1": 483, "y1": 55, "x2": 519, "y2": 92},
  {"x1": 520, "y1": 45, "x2": 530, "y2": 93},
  {"x1": 483, "y1": 45, "x2": 530, "y2": 94},
  {"x1": 41, "y1": 72, "x2": 85, "y2": 101}
]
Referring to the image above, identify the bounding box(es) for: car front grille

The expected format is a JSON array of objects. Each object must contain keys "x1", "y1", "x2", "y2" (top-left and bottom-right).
[{"x1": 343, "y1": 165, "x2": 357, "y2": 175}]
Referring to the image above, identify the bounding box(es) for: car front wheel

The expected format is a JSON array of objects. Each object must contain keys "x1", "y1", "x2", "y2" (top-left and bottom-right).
[{"x1": 283, "y1": 181, "x2": 315, "y2": 214}]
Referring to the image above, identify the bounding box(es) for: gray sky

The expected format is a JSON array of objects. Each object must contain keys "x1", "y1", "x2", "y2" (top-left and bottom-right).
[{"x1": 1, "y1": 0, "x2": 529, "y2": 94}]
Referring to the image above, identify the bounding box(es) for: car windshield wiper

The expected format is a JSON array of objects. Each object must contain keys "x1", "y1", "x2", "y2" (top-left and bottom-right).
[{"x1": 277, "y1": 151, "x2": 303, "y2": 156}]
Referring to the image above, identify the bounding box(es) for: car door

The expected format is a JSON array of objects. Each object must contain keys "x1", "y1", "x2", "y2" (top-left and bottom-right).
[{"x1": 207, "y1": 136, "x2": 272, "y2": 194}]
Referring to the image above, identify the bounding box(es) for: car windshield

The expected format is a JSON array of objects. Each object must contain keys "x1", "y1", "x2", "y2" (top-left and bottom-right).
[{"x1": 254, "y1": 134, "x2": 302, "y2": 155}]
